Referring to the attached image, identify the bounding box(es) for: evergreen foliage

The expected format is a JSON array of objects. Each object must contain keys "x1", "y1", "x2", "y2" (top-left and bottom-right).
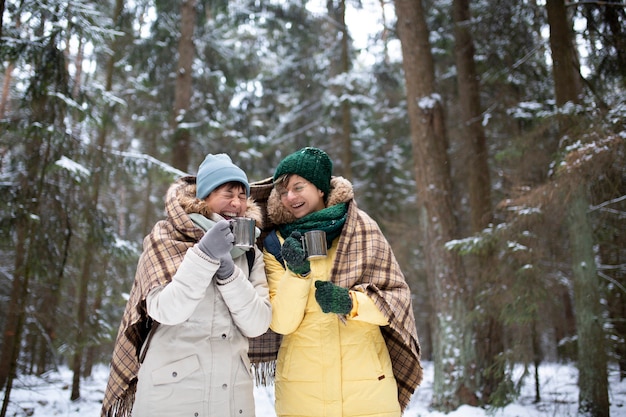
[{"x1": 0, "y1": 0, "x2": 624, "y2": 413}]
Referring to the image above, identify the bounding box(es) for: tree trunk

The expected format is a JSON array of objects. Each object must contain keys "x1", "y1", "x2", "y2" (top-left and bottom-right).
[
  {"x1": 452, "y1": 0, "x2": 502, "y2": 405},
  {"x1": 546, "y1": 0, "x2": 583, "y2": 107},
  {"x1": 36, "y1": 216, "x2": 70, "y2": 375},
  {"x1": 602, "y1": 222, "x2": 626, "y2": 380},
  {"x1": 171, "y1": 0, "x2": 196, "y2": 172},
  {"x1": 0, "y1": 0, "x2": 4, "y2": 39},
  {"x1": 546, "y1": 1, "x2": 609, "y2": 414},
  {"x1": 327, "y1": 0, "x2": 353, "y2": 180},
  {"x1": 0, "y1": 140, "x2": 46, "y2": 411},
  {"x1": 546, "y1": 0, "x2": 582, "y2": 359},
  {"x1": 84, "y1": 256, "x2": 109, "y2": 377},
  {"x1": 0, "y1": 62, "x2": 13, "y2": 118},
  {"x1": 394, "y1": 0, "x2": 477, "y2": 410},
  {"x1": 0, "y1": 232, "x2": 30, "y2": 417},
  {"x1": 0, "y1": 218, "x2": 31, "y2": 392},
  {"x1": 567, "y1": 187, "x2": 609, "y2": 417},
  {"x1": 452, "y1": 0, "x2": 491, "y2": 233},
  {"x1": 70, "y1": 254, "x2": 91, "y2": 401},
  {"x1": 0, "y1": 11, "x2": 17, "y2": 118}
]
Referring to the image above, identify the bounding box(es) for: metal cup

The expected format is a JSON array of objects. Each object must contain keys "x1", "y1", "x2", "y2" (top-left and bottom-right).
[
  {"x1": 302, "y1": 230, "x2": 327, "y2": 259},
  {"x1": 230, "y1": 217, "x2": 256, "y2": 250}
]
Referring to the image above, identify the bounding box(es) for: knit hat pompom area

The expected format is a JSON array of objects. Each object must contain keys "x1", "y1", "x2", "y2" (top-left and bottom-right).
[
  {"x1": 196, "y1": 153, "x2": 250, "y2": 200},
  {"x1": 273, "y1": 147, "x2": 333, "y2": 196}
]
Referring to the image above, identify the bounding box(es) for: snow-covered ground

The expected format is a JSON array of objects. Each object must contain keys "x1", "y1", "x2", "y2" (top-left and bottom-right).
[{"x1": 3, "y1": 361, "x2": 625, "y2": 416}]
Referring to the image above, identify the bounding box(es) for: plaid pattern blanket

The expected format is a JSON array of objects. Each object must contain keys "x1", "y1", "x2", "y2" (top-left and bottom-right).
[{"x1": 334, "y1": 200, "x2": 423, "y2": 410}]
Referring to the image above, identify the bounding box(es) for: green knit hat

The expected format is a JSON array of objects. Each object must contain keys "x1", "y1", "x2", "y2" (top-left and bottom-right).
[{"x1": 274, "y1": 147, "x2": 333, "y2": 196}]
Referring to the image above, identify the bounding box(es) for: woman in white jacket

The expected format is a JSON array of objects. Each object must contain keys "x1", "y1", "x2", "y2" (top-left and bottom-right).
[{"x1": 101, "y1": 154, "x2": 271, "y2": 417}]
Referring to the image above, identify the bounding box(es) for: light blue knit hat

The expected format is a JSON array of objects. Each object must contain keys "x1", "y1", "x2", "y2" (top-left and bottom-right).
[{"x1": 196, "y1": 154, "x2": 250, "y2": 199}]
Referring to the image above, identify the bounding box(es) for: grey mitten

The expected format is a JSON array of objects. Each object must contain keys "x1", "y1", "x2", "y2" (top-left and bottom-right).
[
  {"x1": 281, "y1": 231, "x2": 310, "y2": 276},
  {"x1": 197, "y1": 219, "x2": 234, "y2": 259},
  {"x1": 216, "y1": 255, "x2": 235, "y2": 280}
]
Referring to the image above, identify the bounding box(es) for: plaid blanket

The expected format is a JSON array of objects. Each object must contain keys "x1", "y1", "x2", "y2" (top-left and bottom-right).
[{"x1": 335, "y1": 200, "x2": 423, "y2": 410}]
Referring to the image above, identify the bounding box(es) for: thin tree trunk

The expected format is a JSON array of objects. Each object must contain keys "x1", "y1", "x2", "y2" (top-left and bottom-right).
[
  {"x1": 171, "y1": 0, "x2": 196, "y2": 172},
  {"x1": 0, "y1": 255, "x2": 29, "y2": 417},
  {"x1": 0, "y1": 62, "x2": 13, "y2": 118},
  {"x1": 546, "y1": 0, "x2": 583, "y2": 107},
  {"x1": 546, "y1": 1, "x2": 609, "y2": 414},
  {"x1": 567, "y1": 187, "x2": 609, "y2": 417},
  {"x1": 531, "y1": 321, "x2": 541, "y2": 403},
  {"x1": 36, "y1": 215, "x2": 70, "y2": 375},
  {"x1": 602, "y1": 228, "x2": 626, "y2": 380},
  {"x1": 0, "y1": 152, "x2": 45, "y2": 412},
  {"x1": 327, "y1": 0, "x2": 353, "y2": 180},
  {"x1": 141, "y1": 134, "x2": 158, "y2": 235},
  {"x1": 394, "y1": 0, "x2": 477, "y2": 410},
  {"x1": 0, "y1": 218, "x2": 31, "y2": 394},
  {"x1": 0, "y1": 0, "x2": 4, "y2": 39},
  {"x1": 452, "y1": 0, "x2": 502, "y2": 404},
  {"x1": 70, "y1": 250, "x2": 92, "y2": 401},
  {"x1": 0, "y1": 13, "x2": 19, "y2": 119},
  {"x1": 71, "y1": 39, "x2": 84, "y2": 99},
  {"x1": 84, "y1": 256, "x2": 108, "y2": 377},
  {"x1": 452, "y1": 0, "x2": 491, "y2": 233}
]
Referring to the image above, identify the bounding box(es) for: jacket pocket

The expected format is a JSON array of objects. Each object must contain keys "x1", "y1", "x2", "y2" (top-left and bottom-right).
[
  {"x1": 234, "y1": 354, "x2": 255, "y2": 417},
  {"x1": 240, "y1": 351, "x2": 254, "y2": 378},
  {"x1": 344, "y1": 331, "x2": 387, "y2": 381},
  {"x1": 277, "y1": 339, "x2": 319, "y2": 382},
  {"x1": 152, "y1": 354, "x2": 200, "y2": 385}
]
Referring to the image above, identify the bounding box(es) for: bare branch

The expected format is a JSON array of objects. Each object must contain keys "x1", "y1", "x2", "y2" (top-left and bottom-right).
[{"x1": 566, "y1": 1, "x2": 626, "y2": 7}]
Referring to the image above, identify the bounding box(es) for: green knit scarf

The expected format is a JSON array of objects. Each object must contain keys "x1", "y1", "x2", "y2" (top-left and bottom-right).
[{"x1": 277, "y1": 202, "x2": 348, "y2": 247}]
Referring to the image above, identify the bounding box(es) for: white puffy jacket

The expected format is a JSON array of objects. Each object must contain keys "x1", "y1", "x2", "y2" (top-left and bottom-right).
[{"x1": 132, "y1": 246, "x2": 271, "y2": 417}]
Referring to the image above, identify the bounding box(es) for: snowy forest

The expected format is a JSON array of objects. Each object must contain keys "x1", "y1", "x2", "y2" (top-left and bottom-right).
[{"x1": 0, "y1": 0, "x2": 625, "y2": 416}]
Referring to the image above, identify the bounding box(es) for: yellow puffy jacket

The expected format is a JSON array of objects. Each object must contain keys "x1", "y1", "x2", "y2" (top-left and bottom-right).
[{"x1": 264, "y1": 236, "x2": 401, "y2": 417}]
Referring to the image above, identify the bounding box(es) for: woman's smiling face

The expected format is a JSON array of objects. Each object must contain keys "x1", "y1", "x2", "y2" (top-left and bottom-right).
[
  {"x1": 204, "y1": 182, "x2": 248, "y2": 219},
  {"x1": 277, "y1": 174, "x2": 325, "y2": 219}
]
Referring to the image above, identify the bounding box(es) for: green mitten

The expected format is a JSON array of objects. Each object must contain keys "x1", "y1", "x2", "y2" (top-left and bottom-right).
[
  {"x1": 314, "y1": 280, "x2": 352, "y2": 314},
  {"x1": 281, "y1": 231, "x2": 311, "y2": 276}
]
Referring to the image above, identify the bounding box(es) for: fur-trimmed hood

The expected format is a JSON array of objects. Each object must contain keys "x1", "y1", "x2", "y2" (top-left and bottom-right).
[
  {"x1": 266, "y1": 176, "x2": 354, "y2": 226},
  {"x1": 173, "y1": 176, "x2": 263, "y2": 228}
]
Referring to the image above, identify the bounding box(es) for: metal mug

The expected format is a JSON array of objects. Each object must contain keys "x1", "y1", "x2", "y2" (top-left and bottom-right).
[
  {"x1": 302, "y1": 230, "x2": 328, "y2": 259},
  {"x1": 230, "y1": 217, "x2": 256, "y2": 250}
]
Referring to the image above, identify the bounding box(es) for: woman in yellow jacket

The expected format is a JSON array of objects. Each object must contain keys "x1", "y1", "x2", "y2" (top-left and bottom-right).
[{"x1": 262, "y1": 147, "x2": 422, "y2": 417}]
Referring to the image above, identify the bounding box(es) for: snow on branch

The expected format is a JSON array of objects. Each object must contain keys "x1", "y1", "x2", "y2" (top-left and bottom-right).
[{"x1": 108, "y1": 149, "x2": 188, "y2": 178}]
